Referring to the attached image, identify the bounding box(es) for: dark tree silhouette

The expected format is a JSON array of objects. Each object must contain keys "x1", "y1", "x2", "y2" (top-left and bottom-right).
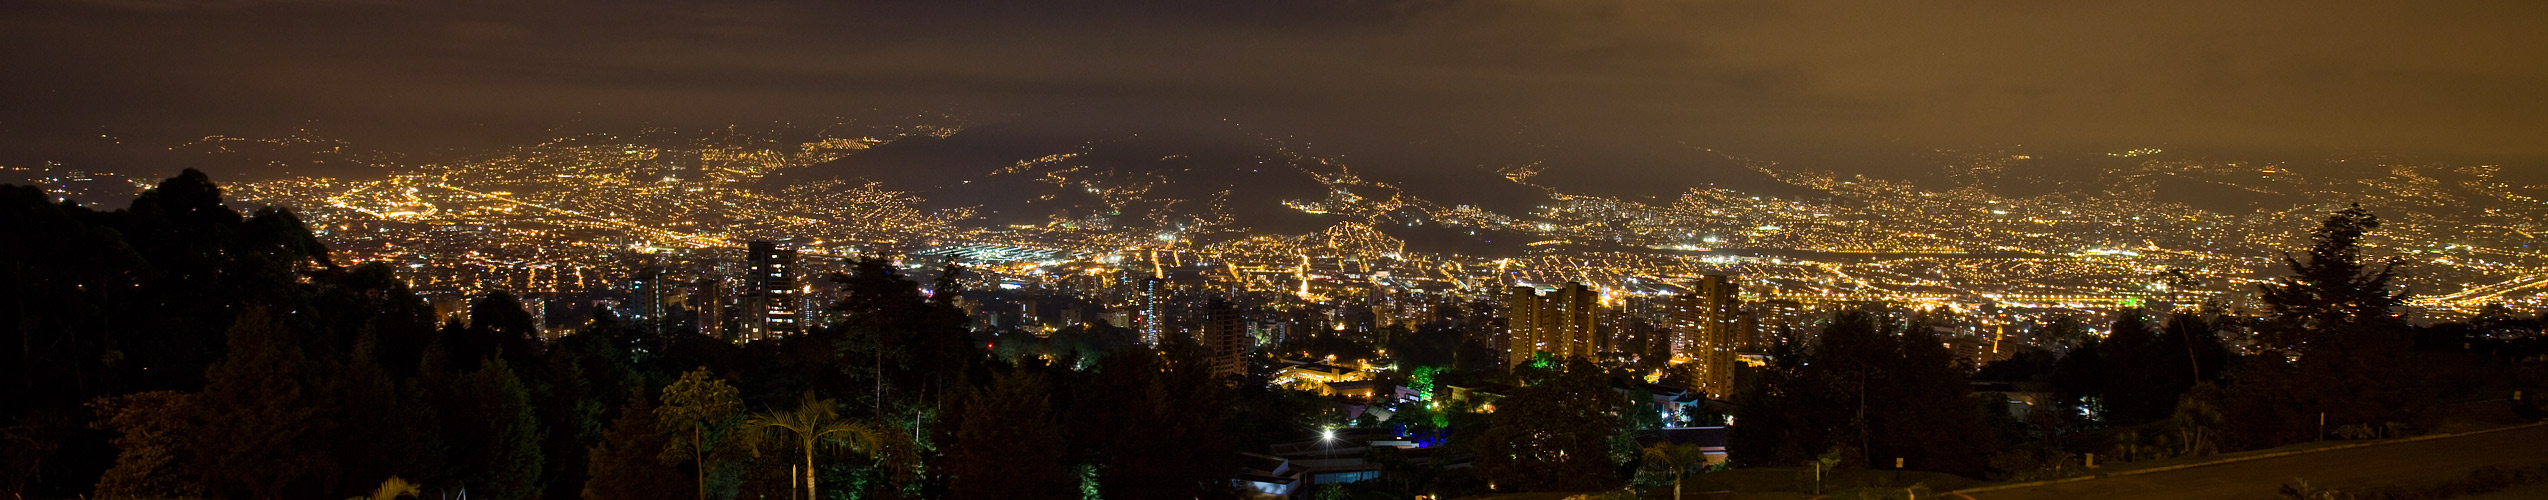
[
  {"x1": 186, "y1": 308, "x2": 331, "y2": 500},
  {"x1": 1472, "y1": 358, "x2": 1628, "y2": 492},
  {"x1": 2232, "y1": 205, "x2": 2420, "y2": 443},
  {"x1": 1729, "y1": 310, "x2": 1998, "y2": 476},
  {"x1": 2259, "y1": 204, "x2": 2408, "y2": 356},
  {"x1": 584, "y1": 396, "x2": 689, "y2": 500},
  {"x1": 428, "y1": 356, "x2": 546, "y2": 500},
  {"x1": 946, "y1": 371, "x2": 1073, "y2": 500},
  {"x1": 1066, "y1": 339, "x2": 1237, "y2": 500}
]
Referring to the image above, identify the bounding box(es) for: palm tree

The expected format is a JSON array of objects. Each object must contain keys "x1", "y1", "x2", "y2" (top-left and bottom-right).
[
  {"x1": 346, "y1": 476, "x2": 421, "y2": 500},
  {"x1": 2171, "y1": 383, "x2": 2226, "y2": 457},
  {"x1": 1810, "y1": 448, "x2": 1844, "y2": 495},
  {"x1": 1642, "y1": 442, "x2": 1710, "y2": 500},
  {"x1": 749, "y1": 392, "x2": 881, "y2": 500}
]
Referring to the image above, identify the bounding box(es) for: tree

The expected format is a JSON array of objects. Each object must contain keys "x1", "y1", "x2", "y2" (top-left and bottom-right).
[
  {"x1": 532, "y1": 350, "x2": 606, "y2": 500},
  {"x1": 327, "y1": 328, "x2": 442, "y2": 496},
  {"x1": 455, "y1": 291, "x2": 544, "y2": 371},
  {"x1": 348, "y1": 477, "x2": 422, "y2": 500},
  {"x1": 2101, "y1": 310, "x2": 2173, "y2": 425},
  {"x1": 947, "y1": 371, "x2": 1073, "y2": 500},
  {"x1": 1406, "y1": 365, "x2": 1442, "y2": 402},
  {"x1": 1386, "y1": 319, "x2": 1466, "y2": 369},
  {"x1": 1472, "y1": 358, "x2": 1627, "y2": 492},
  {"x1": 656, "y1": 367, "x2": 742, "y2": 500},
  {"x1": 2037, "y1": 315, "x2": 2095, "y2": 352},
  {"x1": 746, "y1": 392, "x2": 880, "y2": 500},
  {"x1": 2047, "y1": 335, "x2": 2107, "y2": 421},
  {"x1": 1065, "y1": 344, "x2": 1238, "y2": 500},
  {"x1": 1808, "y1": 449, "x2": 1843, "y2": 495},
  {"x1": 585, "y1": 396, "x2": 688, "y2": 500},
  {"x1": 2259, "y1": 204, "x2": 2408, "y2": 356},
  {"x1": 188, "y1": 308, "x2": 333, "y2": 500},
  {"x1": 1875, "y1": 316, "x2": 2001, "y2": 476},
  {"x1": 2253, "y1": 205, "x2": 2417, "y2": 437},
  {"x1": 1641, "y1": 442, "x2": 1709, "y2": 500},
  {"x1": 88, "y1": 391, "x2": 200, "y2": 498},
  {"x1": 825, "y1": 258, "x2": 980, "y2": 420},
  {"x1": 1972, "y1": 347, "x2": 2057, "y2": 382},
  {"x1": 1728, "y1": 310, "x2": 1998, "y2": 476},
  {"x1": 2044, "y1": 309, "x2": 2221, "y2": 427},
  {"x1": 2168, "y1": 383, "x2": 2226, "y2": 457},
  {"x1": 2159, "y1": 312, "x2": 2228, "y2": 386},
  {"x1": 457, "y1": 358, "x2": 546, "y2": 500},
  {"x1": 419, "y1": 351, "x2": 544, "y2": 500}
]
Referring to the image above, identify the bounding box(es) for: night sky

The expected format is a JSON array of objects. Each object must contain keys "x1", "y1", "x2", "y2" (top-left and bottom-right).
[{"x1": 5, "y1": 0, "x2": 2545, "y2": 185}]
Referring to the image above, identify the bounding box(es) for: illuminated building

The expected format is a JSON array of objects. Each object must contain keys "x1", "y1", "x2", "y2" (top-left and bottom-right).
[
  {"x1": 740, "y1": 240, "x2": 801, "y2": 341},
  {"x1": 1202, "y1": 299, "x2": 1249, "y2": 378},
  {"x1": 1269, "y1": 361, "x2": 1365, "y2": 395},
  {"x1": 694, "y1": 276, "x2": 729, "y2": 340},
  {"x1": 628, "y1": 266, "x2": 672, "y2": 336},
  {"x1": 1505, "y1": 282, "x2": 1599, "y2": 367},
  {"x1": 1673, "y1": 274, "x2": 1742, "y2": 397},
  {"x1": 1750, "y1": 299, "x2": 1806, "y2": 348},
  {"x1": 525, "y1": 295, "x2": 552, "y2": 340},
  {"x1": 1135, "y1": 276, "x2": 1167, "y2": 344}
]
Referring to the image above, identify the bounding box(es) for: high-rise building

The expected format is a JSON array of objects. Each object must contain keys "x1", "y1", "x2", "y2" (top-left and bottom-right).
[
  {"x1": 525, "y1": 294, "x2": 553, "y2": 340},
  {"x1": 1135, "y1": 277, "x2": 1167, "y2": 344},
  {"x1": 1201, "y1": 300, "x2": 1249, "y2": 378},
  {"x1": 1505, "y1": 282, "x2": 1600, "y2": 367},
  {"x1": 1751, "y1": 299, "x2": 1806, "y2": 348},
  {"x1": 629, "y1": 267, "x2": 672, "y2": 336},
  {"x1": 740, "y1": 240, "x2": 800, "y2": 341},
  {"x1": 1673, "y1": 274, "x2": 1743, "y2": 398},
  {"x1": 694, "y1": 276, "x2": 729, "y2": 340}
]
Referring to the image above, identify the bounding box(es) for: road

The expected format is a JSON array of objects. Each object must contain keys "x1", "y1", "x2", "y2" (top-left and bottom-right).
[{"x1": 1963, "y1": 424, "x2": 2548, "y2": 500}]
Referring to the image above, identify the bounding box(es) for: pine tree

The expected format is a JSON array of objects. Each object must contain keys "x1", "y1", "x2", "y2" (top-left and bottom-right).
[
  {"x1": 2252, "y1": 205, "x2": 2418, "y2": 439},
  {"x1": 2259, "y1": 204, "x2": 2408, "y2": 356},
  {"x1": 189, "y1": 308, "x2": 333, "y2": 499},
  {"x1": 444, "y1": 358, "x2": 546, "y2": 500},
  {"x1": 88, "y1": 391, "x2": 200, "y2": 498},
  {"x1": 535, "y1": 352, "x2": 605, "y2": 500},
  {"x1": 328, "y1": 328, "x2": 440, "y2": 495},
  {"x1": 947, "y1": 371, "x2": 1073, "y2": 500}
]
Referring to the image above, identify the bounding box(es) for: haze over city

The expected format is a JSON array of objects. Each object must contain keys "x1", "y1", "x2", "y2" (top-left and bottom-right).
[{"x1": 3, "y1": 1, "x2": 2546, "y2": 500}]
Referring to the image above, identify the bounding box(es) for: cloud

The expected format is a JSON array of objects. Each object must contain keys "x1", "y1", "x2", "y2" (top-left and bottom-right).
[
  {"x1": 3, "y1": 0, "x2": 2544, "y2": 181},
  {"x1": 60, "y1": 0, "x2": 393, "y2": 12}
]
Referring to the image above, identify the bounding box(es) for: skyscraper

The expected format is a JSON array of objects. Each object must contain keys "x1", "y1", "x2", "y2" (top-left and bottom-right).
[
  {"x1": 1751, "y1": 299, "x2": 1805, "y2": 348},
  {"x1": 1135, "y1": 276, "x2": 1167, "y2": 345},
  {"x1": 1506, "y1": 282, "x2": 1599, "y2": 367},
  {"x1": 1201, "y1": 299, "x2": 1249, "y2": 378},
  {"x1": 740, "y1": 240, "x2": 800, "y2": 341},
  {"x1": 629, "y1": 266, "x2": 672, "y2": 336},
  {"x1": 695, "y1": 276, "x2": 729, "y2": 340},
  {"x1": 1673, "y1": 274, "x2": 1742, "y2": 398}
]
